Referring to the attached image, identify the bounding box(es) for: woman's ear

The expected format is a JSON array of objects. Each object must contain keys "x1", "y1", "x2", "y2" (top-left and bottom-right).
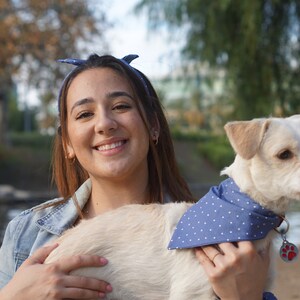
[{"x1": 64, "y1": 141, "x2": 76, "y2": 160}]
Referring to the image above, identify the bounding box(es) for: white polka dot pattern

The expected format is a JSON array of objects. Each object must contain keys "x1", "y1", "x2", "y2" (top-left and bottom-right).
[{"x1": 168, "y1": 178, "x2": 282, "y2": 250}]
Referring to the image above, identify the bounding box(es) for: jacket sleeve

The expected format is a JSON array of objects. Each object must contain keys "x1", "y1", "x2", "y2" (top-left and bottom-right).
[
  {"x1": 0, "y1": 209, "x2": 34, "y2": 289},
  {"x1": 0, "y1": 217, "x2": 21, "y2": 288}
]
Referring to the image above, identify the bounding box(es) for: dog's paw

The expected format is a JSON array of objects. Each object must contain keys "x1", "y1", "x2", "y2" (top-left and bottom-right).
[{"x1": 280, "y1": 242, "x2": 298, "y2": 262}]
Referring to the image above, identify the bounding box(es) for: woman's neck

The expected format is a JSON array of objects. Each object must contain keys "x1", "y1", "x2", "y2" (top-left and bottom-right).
[{"x1": 84, "y1": 175, "x2": 150, "y2": 218}]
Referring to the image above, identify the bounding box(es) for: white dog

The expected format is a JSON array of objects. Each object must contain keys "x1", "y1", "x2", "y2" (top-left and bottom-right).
[{"x1": 45, "y1": 115, "x2": 300, "y2": 299}]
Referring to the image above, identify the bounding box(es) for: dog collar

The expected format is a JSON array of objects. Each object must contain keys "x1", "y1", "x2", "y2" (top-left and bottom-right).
[{"x1": 168, "y1": 178, "x2": 282, "y2": 249}]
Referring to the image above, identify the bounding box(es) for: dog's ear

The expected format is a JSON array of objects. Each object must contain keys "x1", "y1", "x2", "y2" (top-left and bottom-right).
[{"x1": 224, "y1": 119, "x2": 270, "y2": 159}]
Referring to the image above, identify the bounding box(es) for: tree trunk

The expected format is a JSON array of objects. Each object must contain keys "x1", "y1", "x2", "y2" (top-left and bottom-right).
[
  {"x1": 0, "y1": 89, "x2": 8, "y2": 146},
  {"x1": 0, "y1": 77, "x2": 12, "y2": 146}
]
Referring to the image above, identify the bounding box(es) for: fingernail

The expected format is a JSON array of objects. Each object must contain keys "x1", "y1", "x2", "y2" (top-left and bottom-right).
[
  {"x1": 99, "y1": 292, "x2": 106, "y2": 298},
  {"x1": 106, "y1": 284, "x2": 113, "y2": 292},
  {"x1": 99, "y1": 257, "x2": 108, "y2": 265}
]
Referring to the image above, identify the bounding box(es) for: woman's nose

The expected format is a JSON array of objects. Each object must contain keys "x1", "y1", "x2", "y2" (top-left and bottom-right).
[{"x1": 94, "y1": 111, "x2": 118, "y2": 134}]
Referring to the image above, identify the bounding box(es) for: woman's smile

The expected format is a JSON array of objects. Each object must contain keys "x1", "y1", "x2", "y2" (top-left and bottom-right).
[{"x1": 93, "y1": 139, "x2": 128, "y2": 154}]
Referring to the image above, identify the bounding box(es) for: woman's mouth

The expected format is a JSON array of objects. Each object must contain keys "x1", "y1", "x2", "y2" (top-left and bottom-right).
[{"x1": 95, "y1": 140, "x2": 127, "y2": 152}]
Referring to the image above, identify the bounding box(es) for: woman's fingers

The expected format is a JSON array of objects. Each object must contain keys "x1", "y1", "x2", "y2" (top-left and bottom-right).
[
  {"x1": 64, "y1": 274, "x2": 112, "y2": 290},
  {"x1": 195, "y1": 247, "x2": 214, "y2": 269},
  {"x1": 57, "y1": 254, "x2": 108, "y2": 273},
  {"x1": 3, "y1": 243, "x2": 113, "y2": 299},
  {"x1": 51, "y1": 254, "x2": 112, "y2": 295},
  {"x1": 28, "y1": 247, "x2": 113, "y2": 296},
  {"x1": 61, "y1": 275, "x2": 113, "y2": 298},
  {"x1": 195, "y1": 241, "x2": 271, "y2": 300},
  {"x1": 23, "y1": 243, "x2": 59, "y2": 266},
  {"x1": 200, "y1": 245, "x2": 224, "y2": 265}
]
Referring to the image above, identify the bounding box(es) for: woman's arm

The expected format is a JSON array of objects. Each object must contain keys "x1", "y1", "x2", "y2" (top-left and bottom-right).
[
  {"x1": 195, "y1": 241, "x2": 275, "y2": 300},
  {"x1": 0, "y1": 244, "x2": 112, "y2": 299}
]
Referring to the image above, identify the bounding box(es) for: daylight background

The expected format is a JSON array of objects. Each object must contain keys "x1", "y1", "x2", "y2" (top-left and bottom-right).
[{"x1": 0, "y1": 1, "x2": 299, "y2": 298}]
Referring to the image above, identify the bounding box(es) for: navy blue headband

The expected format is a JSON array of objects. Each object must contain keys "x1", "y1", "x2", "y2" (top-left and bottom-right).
[{"x1": 58, "y1": 54, "x2": 150, "y2": 96}]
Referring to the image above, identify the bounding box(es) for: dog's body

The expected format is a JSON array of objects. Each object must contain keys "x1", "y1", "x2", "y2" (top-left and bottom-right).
[{"x1": 45, "y1": 115, "x2": 300, "y2": 299}]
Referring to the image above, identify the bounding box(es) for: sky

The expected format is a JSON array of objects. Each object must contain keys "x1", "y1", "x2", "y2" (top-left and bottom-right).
[
  {"x1": 101, "y1": 0, "x2": 182, "y2": 79},
  {"x1": 21, "y1": 0, "x2": 182, "y2": 107}
]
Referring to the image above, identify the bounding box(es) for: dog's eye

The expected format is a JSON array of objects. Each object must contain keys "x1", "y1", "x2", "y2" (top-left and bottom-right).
[{"x1": 277, "y1": 150, "x2": 293, "y2": 160}]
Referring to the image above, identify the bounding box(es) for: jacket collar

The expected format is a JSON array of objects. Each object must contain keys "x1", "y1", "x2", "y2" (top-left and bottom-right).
[{"x1": 35, "y1": 179, "x2": 91, "y2": 235}]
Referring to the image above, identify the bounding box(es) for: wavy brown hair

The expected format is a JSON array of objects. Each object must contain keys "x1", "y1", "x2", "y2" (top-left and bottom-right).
[{"x1": 52, "y1": 54, "x2": 195, "y2": 204}]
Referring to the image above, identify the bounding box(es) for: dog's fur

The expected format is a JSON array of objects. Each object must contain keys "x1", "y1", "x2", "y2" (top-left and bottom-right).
[{"x1": 45, "y1": 115, "x2": 300, "y2": 299}]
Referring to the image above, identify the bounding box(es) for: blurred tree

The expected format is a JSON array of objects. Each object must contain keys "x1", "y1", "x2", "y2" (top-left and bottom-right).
[
  {"x1": 8, "y1": 84, "x2": 24, "y2": 132},
  {"x1": 0, "y1": 0, "x2": 109, "y2": 144},
  {"x1": 136, "y1": 0, "x2": 300, "y2": 120}
]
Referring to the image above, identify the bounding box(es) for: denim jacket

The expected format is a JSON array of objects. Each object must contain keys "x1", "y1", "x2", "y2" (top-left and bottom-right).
[{"x1": 0, "y1": 179, "x2": 91, "y2": 289}]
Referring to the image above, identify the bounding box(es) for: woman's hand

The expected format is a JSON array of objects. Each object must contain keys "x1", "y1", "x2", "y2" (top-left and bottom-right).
[
  {"x1": 195, "y1": 241, "x2": 270, "y2": 300},
  {"x1": 0, "y1": 243, "x2": 112, "y2": 299}
]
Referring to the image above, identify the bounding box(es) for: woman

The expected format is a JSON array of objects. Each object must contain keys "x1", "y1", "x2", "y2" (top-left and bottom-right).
[{"x1": 0, "y1": 54, "x2": 276, "y2": 299}]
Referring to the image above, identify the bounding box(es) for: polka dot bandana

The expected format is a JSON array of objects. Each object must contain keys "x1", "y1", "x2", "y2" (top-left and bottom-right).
[{"x1": 168, "y1": 178, "x2": 282, "y2": 250}]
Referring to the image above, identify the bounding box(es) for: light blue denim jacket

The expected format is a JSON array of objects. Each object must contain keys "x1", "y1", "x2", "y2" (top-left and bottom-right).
[{"x1": 0, "y1": 179, "x2": 92, "y2": 289}]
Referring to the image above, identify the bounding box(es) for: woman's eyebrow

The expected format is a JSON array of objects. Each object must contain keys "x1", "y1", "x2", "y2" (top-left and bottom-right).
[
  {"x1": 107, "y1": 91, "x2": 134, "y2": 100},
  {"x1": 70, "y1": 98, "x2": 94, "y2": 114}
]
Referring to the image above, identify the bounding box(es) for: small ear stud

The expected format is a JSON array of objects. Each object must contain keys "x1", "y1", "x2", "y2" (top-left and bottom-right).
[
  {"x1": 65, "y1": 153, "x2": 76, "y2": 164},
  {"x1": 152, "y1": 130, "x2": 159, "y2": 145}
]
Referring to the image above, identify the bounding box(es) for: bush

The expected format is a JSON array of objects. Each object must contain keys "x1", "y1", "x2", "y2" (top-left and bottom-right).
[
  {"x1": 170, "y1": 126, "x2": 235, "y2": 169},
  {"x1": 9, "y1": 132, "x2": 54, "y2": 149},
  {"x1": 196, "y1": 135, "x2": 235, "y2": 169},
  {"x1": 171, "y1": 126, "x2": 210, "y2": 142},
  {"x1": 0, "y1": 132, "x2": 54, "y2": 191}
]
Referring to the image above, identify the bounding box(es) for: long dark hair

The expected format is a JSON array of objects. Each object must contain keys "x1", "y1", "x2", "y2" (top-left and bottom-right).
[{"x1": 52, "y1": 54, "x2": 195, "y2": 204}]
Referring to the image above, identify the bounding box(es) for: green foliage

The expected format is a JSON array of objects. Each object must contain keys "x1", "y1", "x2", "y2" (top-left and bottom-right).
[
  {"x1": 196, "y1": 135, "x2": 235, "y2": 170},
  {"x1": 9, "y1": 132, "x2": 54, "y2": 149},
  {"x1": 170, "y1": 126, "x2": 234, "y2": 169},
  {"x1": 171, "y1": 126, "x2": 210, "y2": 142},
  {"x1": 0, "y1": 133, "x2": 54, "y2": 190},
  {"x1": 136, "y1": 0, "x2": 300, "y2": 119},
  {"x1": 8, "y1": 100, "x2": 38, "y2": 132}
]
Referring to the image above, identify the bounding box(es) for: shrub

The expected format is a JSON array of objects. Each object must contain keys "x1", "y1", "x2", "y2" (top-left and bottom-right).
[{"x1": 196, "y1": 135, "x2": 235, "y2": 169}]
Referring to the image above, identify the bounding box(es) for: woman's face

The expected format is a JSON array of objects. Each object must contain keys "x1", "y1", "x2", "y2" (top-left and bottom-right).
[{"x1": 65, "y1": 67, "x2": 150, "y2": 183}]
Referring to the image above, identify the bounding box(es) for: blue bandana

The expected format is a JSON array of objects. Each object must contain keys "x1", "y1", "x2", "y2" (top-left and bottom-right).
[{"x1": 168, "y1": 178, "x2": 282, "y2": 250}]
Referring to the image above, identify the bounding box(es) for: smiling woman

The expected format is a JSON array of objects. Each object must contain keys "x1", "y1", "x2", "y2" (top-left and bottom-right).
[
  {"x1": 0, "y1": 53, "x2": 277, "y2": 300},
  {"x1": 65, "y1": 67, "x2": 151, "y2": 211},
  {"x1": 54, "y1": 54, "x2": 190, "y2": 207}
]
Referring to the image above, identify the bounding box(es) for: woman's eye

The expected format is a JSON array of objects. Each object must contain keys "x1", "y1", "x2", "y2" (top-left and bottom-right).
[
  {"x1": 76, "y1": 111, "x2": 93, "y2": 120},
  {"x1": 113, "y1": 104, "x2": 131, "y2": 111}
]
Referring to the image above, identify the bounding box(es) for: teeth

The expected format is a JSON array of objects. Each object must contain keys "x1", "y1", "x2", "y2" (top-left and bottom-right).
[{"x1": 97, "y1": 141, "x2": 124, "y2": 151}]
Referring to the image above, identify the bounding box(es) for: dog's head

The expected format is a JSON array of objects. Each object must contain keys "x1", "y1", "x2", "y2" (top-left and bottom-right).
[{"x1": 222, "y1": 115, "x2": 300, "y2": 212}]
